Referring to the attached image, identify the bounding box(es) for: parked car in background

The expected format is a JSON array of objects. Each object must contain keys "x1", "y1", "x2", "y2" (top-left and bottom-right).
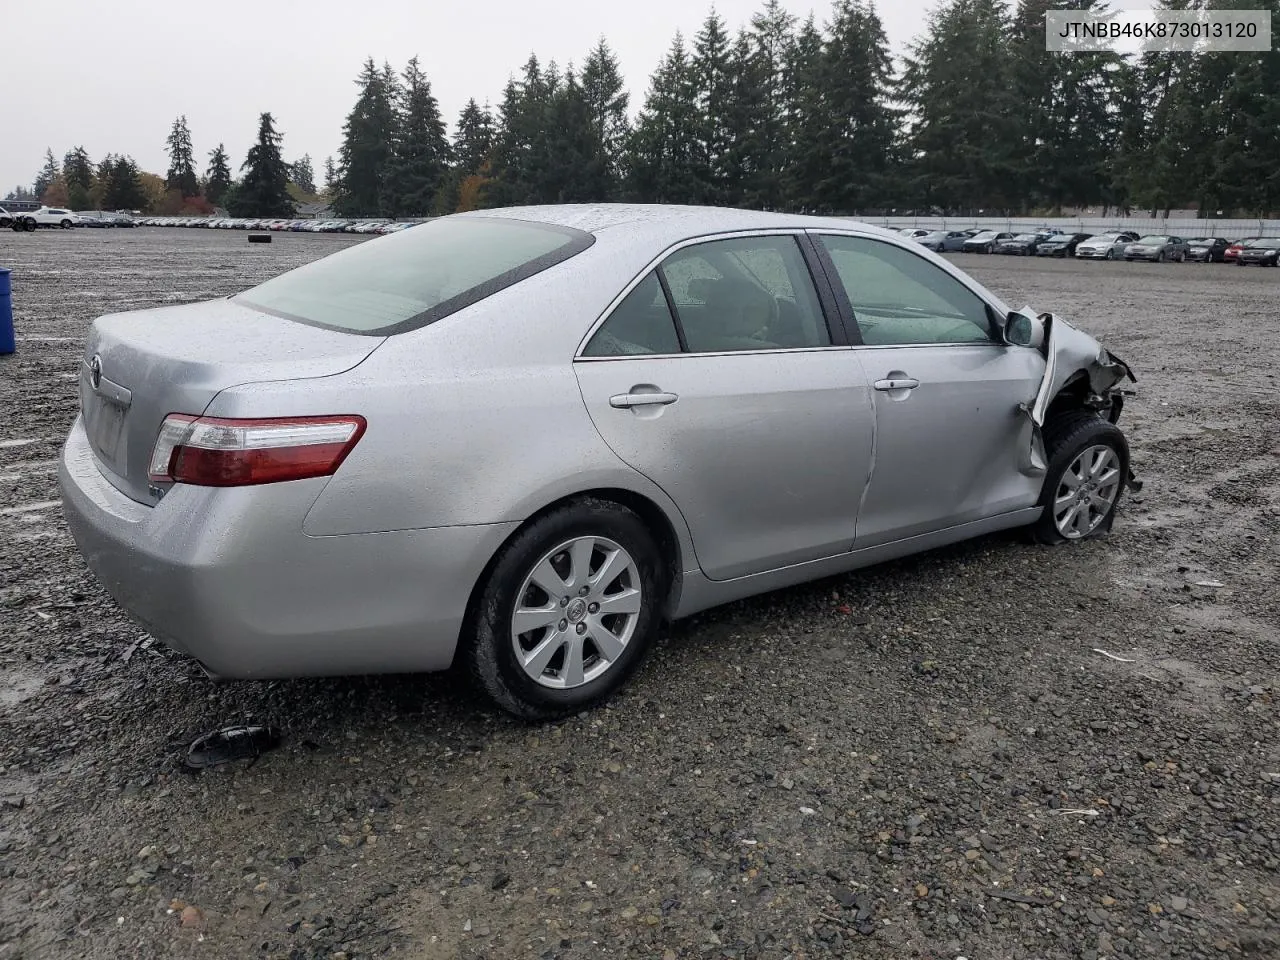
[
  {"x1": 1224, "y1": 237, "x2": 1257, "y2": 263},
  {"x1": 29, "y1": 206, "x2": 78, "y2": 228},
  {"x1": 1035, "y1": 233, "x2": 1092, "y2": 258},
  {"x1": 915, "y1": 230, "x2": 970, "y2": 252},
  {"x1": 994, "y1": 232, "x2": 1058, "y2": 256},
  {"x1": 1236, "y1": 237, "x2": 1280, "y2": 266},
  {"x1": 1074, "y1": 232, "x2": 1140, "y2": 260},
  {"x1": 76, "y1": 211, "x2": 112, "y2": 227},
  {"x1": 1, "y1": 205, "x2": 38, "y2": 231},
  {"x1": 58, "y1": 204, "x2": 1138, "y2": 719},
  {"x1": 1123, "y1": 235, "x2": 1189, "y2": 262},
  {"x1": 897, "y1": 228, "x2": 932, "y2": 240},
  {"x1": 961, "y1": 230, "x2": 1016, "y2": 254},
  {"x1": 1185, "y1": 238, "x2": 1231, "y2": 262}
]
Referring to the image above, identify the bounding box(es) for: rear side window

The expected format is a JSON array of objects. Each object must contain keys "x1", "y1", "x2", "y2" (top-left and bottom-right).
[
  {"x1": 582, "y1": 234, "x2": 831, "y2": 357},
  {"x1": 235, "y1": 216, "x2": 593, "y2": 335},
  {"x1": 581, "y1": 274, "x2": 681, "y2": 357}
]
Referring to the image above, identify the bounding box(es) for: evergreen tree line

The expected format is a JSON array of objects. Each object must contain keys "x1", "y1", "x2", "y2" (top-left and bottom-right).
[
  {"x1": 14, "y1": 0, "x2": 1279, "y2": 219},
  {"x1": 324, "y1": 0, "x2": 1280, "y2": 218},
  {"x1": 20, "y1": 112, "x2": 302, "y2": 218}
]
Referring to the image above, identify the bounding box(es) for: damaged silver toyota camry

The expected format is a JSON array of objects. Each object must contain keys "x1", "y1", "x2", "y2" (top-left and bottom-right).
[{"x1": 58, "y1": 205, "x2": 1138, "y2": 718}]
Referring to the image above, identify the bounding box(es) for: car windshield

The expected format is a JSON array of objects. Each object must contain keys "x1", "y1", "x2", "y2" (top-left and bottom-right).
[
  {"x1": 1246, "y1": 237, "x2": 1280, "y2": 247},
  {"x1": 236, "y1": 216, "x2": 592, "y2": 335},
  {"x1": 971, "y1": 231, "x2": 997, "y2": 240},
  {"x1": 1012, "y1": 234, "x2": 1038, "y2": 241},
  {"x1": 1136, "y1": 236, "x2": 1169, "y2": 244},
  {"x1": 1188, "y1": 238, "x2": 1215, "y2": 245}
]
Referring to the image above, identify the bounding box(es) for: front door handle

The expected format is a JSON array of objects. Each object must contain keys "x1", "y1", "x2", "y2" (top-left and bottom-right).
[
  {"x1": 873, "y1": 377, "x2": 920, "y2": 392},
  {"x1": 610, "y1": 391, "x2": 679, "y2": 408}
]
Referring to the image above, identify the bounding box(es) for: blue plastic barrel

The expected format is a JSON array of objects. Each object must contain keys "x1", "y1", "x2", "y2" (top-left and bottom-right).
[{"x1": 0, "y1": 268, "x2": 13, "y2": 355}]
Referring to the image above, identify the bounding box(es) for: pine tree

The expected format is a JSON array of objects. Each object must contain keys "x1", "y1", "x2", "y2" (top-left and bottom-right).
[
  {"x1": 901, "y1": 0, "x2": 1022, "y2": 213},
  {"x1": 784, "y1": 16, "x2": 828, "y2": 210},
  {"x1": 334, "y1": 58, "x2": 399, "y2": 216},
  {"x1": 104, "y1": 156, "x2": 146, "y2": 211},
  {"x1": 165, "y1": 115, "x2": 200, "y2": 197},
  {"x1": 542, "y1": 69, "x2": 611, "y2": 202},
  {"x1": 489, "y1": 55, "x2": 555, "y2": 206},
  {"x1": 629, "y1": 34, "x2": 703, "y2": 203},
  {"x1": 435, "y1": 99, "x2": 496, "y2": 214},
  {"x1": 290, "y1": 154, "x2": 316, "y2": 194},
  {"x1": 722, "y1": 31, "x2": 772, "y2": 208},
  {"x1": 63, "y1": 146, "x2": 94, "y2": 209},
  {"x1": 691, "y1": 11, "x2": 734, "y2": 203},
  {"x1": 454, "y1": 99, "x2": 496, "y2": 176},
  {"x1": 323, "y1": 156, "x2": 339, "y2": 196},
  {"x1": 228, "y1": 113, "x2": 295, "y2": 217},
  {"x1": 34, "y1": 149, "x2": 60, "y2": 200},
  {"x1": 740, "y1": 0, "x2": 796, "y2": 210},
  {"x1": 1205, "y1": 24, "x2": 1280, "y2": 216},
  {"x1": 580, "y1": 39, "x2": 630, "y2": 196},
  {"x1": 808, "y1": 0, "x2": 899, "y2": 214},
  {"x1": 205, "y1": 144, "x2": 233, "y2": 206},
  {"x1": 385, "y1": 57, "x2": 451, "y2": 216}
]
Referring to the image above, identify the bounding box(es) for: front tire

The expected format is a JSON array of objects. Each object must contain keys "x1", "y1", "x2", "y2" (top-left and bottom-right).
[
  {"x1": 466, "y1": 498, "x2": 666, "y2": 720},
  {"x1": 1032, "y1": 413, "x2": 1130, "y2": 545},
  {"x1": 60, "y1": 219, "x2": 72, "y2": 229}
]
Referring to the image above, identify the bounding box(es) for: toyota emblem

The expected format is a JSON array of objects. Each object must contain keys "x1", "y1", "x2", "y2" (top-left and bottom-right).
[{"x1": 89, "y1": 354, "x2": 102, "y2": 391}]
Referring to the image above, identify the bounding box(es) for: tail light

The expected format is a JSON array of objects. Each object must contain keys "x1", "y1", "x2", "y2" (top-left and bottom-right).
[{"x1": 148, "y1": 415, "x2": 366, "y2": 487}]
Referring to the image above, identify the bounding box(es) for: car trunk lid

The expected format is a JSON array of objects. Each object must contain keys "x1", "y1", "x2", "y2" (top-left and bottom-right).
[{"x1": 79, "y1": 298, "x2": 384, "y2": 504}]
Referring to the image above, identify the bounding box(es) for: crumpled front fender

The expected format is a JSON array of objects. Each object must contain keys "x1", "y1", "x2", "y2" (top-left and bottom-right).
[{"x1": 1015, "y1": 310, "x2": 1137, "y2": 475}]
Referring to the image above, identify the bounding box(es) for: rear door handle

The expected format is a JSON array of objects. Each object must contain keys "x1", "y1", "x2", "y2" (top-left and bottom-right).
[
  {"x1": 610, "y1": 391, "x2": 679, "y2": 408},
  {"x1": 873, "y1": 378, "x2": 920, "y2": 391}
]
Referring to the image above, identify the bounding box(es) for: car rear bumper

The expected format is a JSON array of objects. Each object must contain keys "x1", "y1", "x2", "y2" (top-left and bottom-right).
[{"x1": 58, "y1": 418, "x2": 518, "y2": 679}]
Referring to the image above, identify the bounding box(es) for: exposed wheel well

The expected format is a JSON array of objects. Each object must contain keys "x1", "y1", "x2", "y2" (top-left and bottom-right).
[{"x1": 458, "y1": 489, "x2": 686, "y2": 665}]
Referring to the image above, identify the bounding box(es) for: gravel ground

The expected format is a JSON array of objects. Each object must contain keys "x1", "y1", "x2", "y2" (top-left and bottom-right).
[{"x1": 1, "y1": 229, "x2": 1278, "y2": 960}]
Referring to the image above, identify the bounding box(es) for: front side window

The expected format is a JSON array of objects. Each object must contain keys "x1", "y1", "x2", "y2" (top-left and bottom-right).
[
  {"x1": 236, "y1": 216, "x2": 593, "y2": 335},
  {"x1": 818, "y1": 235, "x2": 994, "y2": 346}
]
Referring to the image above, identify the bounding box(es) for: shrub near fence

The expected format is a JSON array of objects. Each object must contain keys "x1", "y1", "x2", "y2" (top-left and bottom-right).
[{"x1": 869, "y1": 217, "x2": 1280, "y2": 237}]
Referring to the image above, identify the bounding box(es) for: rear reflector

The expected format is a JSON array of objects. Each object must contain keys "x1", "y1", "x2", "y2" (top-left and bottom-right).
[{"x1": 148, "y1": 415, "x2": 366, "y2": 487}]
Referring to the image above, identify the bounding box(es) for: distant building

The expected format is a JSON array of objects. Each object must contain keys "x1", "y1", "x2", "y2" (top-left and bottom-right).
[{"x1": 296, "y1": 201, "x2": 333, "y2": 220}]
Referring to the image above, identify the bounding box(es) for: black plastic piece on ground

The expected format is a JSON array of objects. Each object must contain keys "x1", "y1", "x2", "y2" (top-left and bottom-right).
[
  {"x1": 248, "y1": 234, "x2": 272, "y2": 243},
  {"x1": 183, "y1": 725, "x2": 282, "y2": 771}
]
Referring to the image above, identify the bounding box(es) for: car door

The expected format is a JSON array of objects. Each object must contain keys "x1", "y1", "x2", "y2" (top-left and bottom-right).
[
  {"x1": 811, "y1": 231, "x2": 1046, "y2": 549},
  {"x1": 573, "y1": 232, "x2": 874, "y2": 581}
]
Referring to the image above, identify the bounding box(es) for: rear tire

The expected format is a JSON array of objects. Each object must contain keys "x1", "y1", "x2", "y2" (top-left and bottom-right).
[
  {"x1": 466, "y1": 498, "x2": 666, "y2": 720},
  {"x1": 60, "y1": 219, "x2": 72, "y2": 229},
  {"x1": 1031, "y1": 413, "x2": 1130, "y2": 546}
]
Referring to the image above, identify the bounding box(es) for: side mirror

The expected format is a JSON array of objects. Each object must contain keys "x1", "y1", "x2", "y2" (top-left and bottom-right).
[{"x1": 1003, "y1": 310, "x2": 1044, "y2": 347}]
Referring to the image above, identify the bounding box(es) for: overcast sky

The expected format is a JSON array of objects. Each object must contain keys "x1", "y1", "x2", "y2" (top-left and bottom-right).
[{"x1": 0, "y1": 0, "x2": 1154, "y2": 198}]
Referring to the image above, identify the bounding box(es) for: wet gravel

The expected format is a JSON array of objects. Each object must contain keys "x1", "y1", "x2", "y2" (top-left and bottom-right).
[{"x1": 1, "y1": 229, "x2": 1278, "y2": 960}]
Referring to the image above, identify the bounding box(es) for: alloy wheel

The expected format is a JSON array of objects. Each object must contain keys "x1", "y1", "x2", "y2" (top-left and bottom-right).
[
  {"x1": 510, "y1": 536, "x2": 643, "y2": 689},
  {"x1": 1053, "y1": 444, "x2": 1122, "y2": 540}
]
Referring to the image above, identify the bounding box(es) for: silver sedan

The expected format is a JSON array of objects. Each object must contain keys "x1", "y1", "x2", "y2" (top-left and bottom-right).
[{"x1": 59, "y1": 205, "x2": 1138, "y2": 718}]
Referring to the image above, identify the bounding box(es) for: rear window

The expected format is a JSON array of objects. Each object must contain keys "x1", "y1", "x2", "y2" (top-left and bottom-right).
[{"x1": 235, "y1": 216, "x2": 593, "y2": 335}]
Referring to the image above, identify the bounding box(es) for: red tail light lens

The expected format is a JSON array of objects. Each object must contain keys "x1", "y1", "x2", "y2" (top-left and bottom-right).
[{"x1": 148, "y1": 415, "x2": 366, "y2": 487}]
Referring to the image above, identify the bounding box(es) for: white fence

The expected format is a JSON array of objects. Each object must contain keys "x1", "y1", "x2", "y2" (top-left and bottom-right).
[{"x1": 866, "y1": 216, "x2": 1280, "y2": 237}]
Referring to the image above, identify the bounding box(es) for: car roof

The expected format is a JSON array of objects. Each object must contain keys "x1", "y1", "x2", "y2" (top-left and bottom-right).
[{"x1": 452, "y1": 203, "x2": 894, "y2": 246}]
